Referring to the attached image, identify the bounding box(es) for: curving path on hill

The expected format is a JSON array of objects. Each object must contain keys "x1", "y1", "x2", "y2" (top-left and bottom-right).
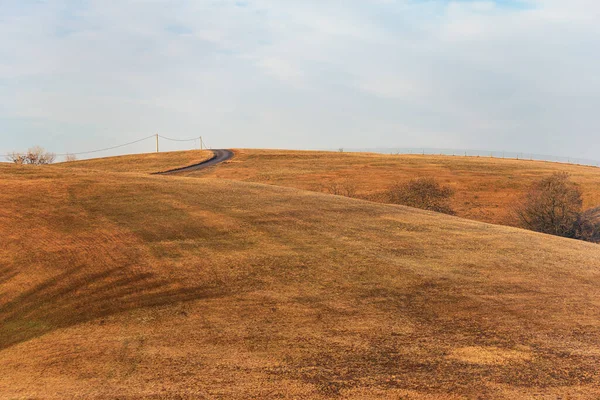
[{"x1": 156, "y1": 149, "x2": 234, "y2": 175}]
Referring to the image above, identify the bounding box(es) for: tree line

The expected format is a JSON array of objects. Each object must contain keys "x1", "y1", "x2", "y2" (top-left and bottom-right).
[{"x1": 6, "y1": 146, "x2": 76, "y2": 164}]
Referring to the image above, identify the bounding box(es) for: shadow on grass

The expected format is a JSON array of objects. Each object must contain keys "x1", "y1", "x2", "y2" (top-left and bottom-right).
[
  {"x1": 0, "y1": 266, "x2": 18, "y2": 286},
  {"x1": 0, "y1": 265, "x2": 225, "y2": 350}
]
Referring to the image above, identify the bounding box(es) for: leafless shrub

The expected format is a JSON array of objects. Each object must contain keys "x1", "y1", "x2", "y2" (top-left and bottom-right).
[
  {"x1": 6, "y1": 152, "x2": 27, "y2": 164},
  {"x1": 6, "y1": 146, "x2": 55, "y2": 165},
  {"x1": 514, "y1": 172, "x2": 584, "y2": 238},
  {"x1": 64, "y1": 153, "x2": 78, "y2": 162},
  {"x1": 317, "y1": 180, "x2": 358, "y2": 198},
  {"x1": 578, "y1": 207, "x2": 600, "y2": 243},
  {"x1": 387, "y1": 177, "x2": 455, "y2": 215},
  {"x1": 27, "y1": 146, "x2": 55, "y2": 164}
]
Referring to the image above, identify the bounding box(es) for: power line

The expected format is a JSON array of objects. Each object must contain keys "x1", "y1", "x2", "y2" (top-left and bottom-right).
[
  {"x1": 158, "y1": 135, "x2": 199, "y2": 142},
  {"x1": 56, "y1": 135, "x2": 157, "y2": 156},
  {"x1": 1, "y1": 134, "x2": 206, "y2": 159},
  {"x1": 157, "y1": 134, "x2": 208, "y2": 150},
  {"x1": 200, "y1": 137, "x2": 209, "y2": 150}
]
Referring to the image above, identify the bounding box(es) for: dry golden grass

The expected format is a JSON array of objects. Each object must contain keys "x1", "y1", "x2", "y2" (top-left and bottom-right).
[
  {"x1": 188, "y1": 149, "x2": 600, "y2": 225},
  {"x1": 1, "y1": 160, "x2": 600, "y2": 399},
  {"x1": 54, "y1": 149, "x2": 213, "y2": 174}
]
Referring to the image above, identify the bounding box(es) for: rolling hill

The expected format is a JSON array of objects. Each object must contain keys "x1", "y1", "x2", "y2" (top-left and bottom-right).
[
  {"x1": 189, "y1": 149, "x2": 600, "y2": 226},
  {"x1": 54, "y1": 149, "x2": 213, "y2": 174},
  {"x1": 1, "y1": 152, "x2": 599, "y2": 398}
]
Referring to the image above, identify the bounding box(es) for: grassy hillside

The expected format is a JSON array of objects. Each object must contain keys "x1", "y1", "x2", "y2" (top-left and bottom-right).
[
  {"x1": 54, "y1": 149, "x2": 213, "y2": 174},
  {"x1": 1, "y1": 163, "x2": 600, "y2": 399},
  {"x1": 189, "y1": 149, "x2": 600, "y2": 225}
]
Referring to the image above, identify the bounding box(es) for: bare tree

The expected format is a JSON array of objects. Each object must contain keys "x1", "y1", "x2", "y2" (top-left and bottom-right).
[
  {"x1": 318, "y1": 180, "x2": 358, "y2": 198},
  {"x1": 64, "y1": 153, "x2": 78, "y2": 162},
  {"x1": 7, "y1": 146, "x2": 55, "y2": 165},
  {"x1": 387, "y1": 177, "x2": 455, "y2": 215},
  {"x1": 578, "y1": 207, "x2": 600, "y2": 243},
  {"x1": 514, "y1": 172, "x2": 583, "y2": 238},
  {"x1": 27, "y1": 146, "x2": 55, "y2": 164},
  {"x1": 6, "y1": 152, "x2": 27, "y2": 164}
]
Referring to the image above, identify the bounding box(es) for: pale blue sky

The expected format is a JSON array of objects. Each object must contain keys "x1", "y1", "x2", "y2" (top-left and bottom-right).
[{"x1": 1, "y1": 0, "x2": 599, "y2": 159}]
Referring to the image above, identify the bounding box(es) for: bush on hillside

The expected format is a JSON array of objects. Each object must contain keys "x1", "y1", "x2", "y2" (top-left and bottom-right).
[
  {"x1": 64, "y1": 153, "x2": 78, "y2": 162},
  {"x1": 7, "y1": 152, "x2": 28, "y2": 164},
  {"x1": 514, "y1": 172, "x2": 600, "y2": 241},
  {"x1": 579, "y1": 207, "x2": 600, "y2": 243},
  {"x1": 387, "y1": 177, "x2": 455, "y2": 215},
  {"x1": 7, "y1": 146, "x2": 55, "y2": 165},
  {"x1": 319, "y1": 180, "x2": 358, "y2": 198}
]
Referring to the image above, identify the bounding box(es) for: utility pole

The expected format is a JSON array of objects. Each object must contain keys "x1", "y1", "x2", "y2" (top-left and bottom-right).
[
  {"x1": 156, "y1": 133, "x2": 159, "y2": 153},
  {"x1": 199, "y1": 136, "x2": 203, "y2": 150}
]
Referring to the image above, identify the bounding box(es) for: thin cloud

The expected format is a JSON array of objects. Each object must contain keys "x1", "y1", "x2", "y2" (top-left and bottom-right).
[{"x1": 0, "y1": 0, "x2": 598, "y2": 159}]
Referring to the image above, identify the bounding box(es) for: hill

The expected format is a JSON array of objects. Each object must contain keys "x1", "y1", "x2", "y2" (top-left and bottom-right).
[
  {"x1": 1, "y1": 161, "x2": 599, "y2": 398},
  {"x1": 185, "y1": 149, "x2": 600, "y2": 226},
  {"x1": 54, "y1": 149, "x2": 213, "y2": 174}
]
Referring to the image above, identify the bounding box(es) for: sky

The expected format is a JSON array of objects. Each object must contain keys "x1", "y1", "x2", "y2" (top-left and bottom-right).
[{"x1": 1, "y1": 0, "x2": 599, "y2": 159}]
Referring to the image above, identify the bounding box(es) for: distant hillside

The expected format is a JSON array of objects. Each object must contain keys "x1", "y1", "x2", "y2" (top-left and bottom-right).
[
  {"x1": 1, "y1": 163, "x2": 599, "y2": 398},
  {"x1": 184, "y1": 149, "x2": 600, "y2": 226},
  {"x1": 54, "y1": 149, "x2": 212, "y2": 174}
]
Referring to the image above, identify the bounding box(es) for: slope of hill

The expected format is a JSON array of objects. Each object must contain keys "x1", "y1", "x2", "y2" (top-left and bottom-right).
[
  {"x1": 1, "y1": 162, "x2": 600, "y2": 399},
  {"x1": 54, "y1": 149, "x2": 213, "y2": 174},
  {"x1": 185, "y1": 149, "x2": 600, "y2": 226}
]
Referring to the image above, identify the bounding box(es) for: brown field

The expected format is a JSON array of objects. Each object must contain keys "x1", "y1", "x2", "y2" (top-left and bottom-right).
[
  {"x1": 187, "y1": 149, "x2": 600, "y2": 225},
  {"x1": 54, "y1": 149, "x2": 213, "y2": 174},
  {"x1": 1, "y1": 151, "x2": 600, "y2": 398}
]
